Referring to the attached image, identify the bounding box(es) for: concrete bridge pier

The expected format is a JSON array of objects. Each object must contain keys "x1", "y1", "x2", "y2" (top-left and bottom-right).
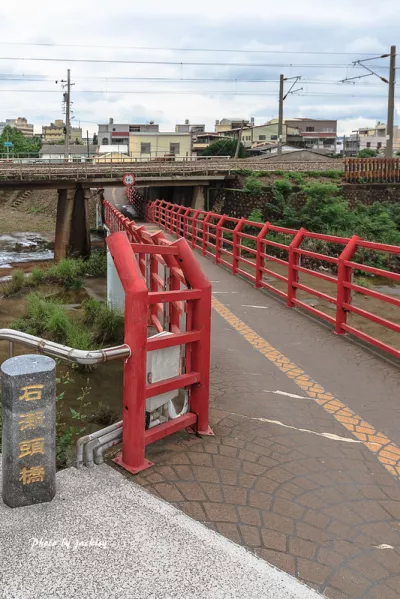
[{"x1": 54, "y1": 185, "x2": 91, "y2": 261}]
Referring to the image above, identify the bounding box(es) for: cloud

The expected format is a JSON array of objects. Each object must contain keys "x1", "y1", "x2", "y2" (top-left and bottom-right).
[{"x1": 0, "y1": 0, "x2": 397, "y2": 136}]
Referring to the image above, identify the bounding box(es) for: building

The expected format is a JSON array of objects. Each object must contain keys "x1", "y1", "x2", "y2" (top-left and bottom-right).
[
  {"x1": 39, "y1": 144, "x2": 97, "y2": 162},
  {"x1": 0, "y1": 117, "x2": 34, "y2": 137},
  {"x1": 129, "y1": 132, "x2": 192, "y2": 160},
  {"x1": 192, "y1": 133, "x2": 224, "y2": 153},
  {"x1": 42, "y1": 120, "x2": 83, "y2": 144},
  {"x1": 354, "y1": 123, "x2": 400, "y2": 152},
  {"x1": 98, "y1": 118, "x2": 159, "y2": 146},
  {"x1": 215, "y1": 118, "x2": 253, "y2": 132},
  {"x1": 221, "y1": 122, "x2": 300, "y2": 149},
  {"x1": 175, "y1": 120, "x2": 205, "y2": 134},
  {"x1": 277, "y1": 118, "x2": 337, "y2": 153}
]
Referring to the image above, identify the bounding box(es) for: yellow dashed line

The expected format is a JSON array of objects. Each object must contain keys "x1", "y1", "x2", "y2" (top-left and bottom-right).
[{"x1": 212, "y1": 296, "x2": 400, "y2": 481}]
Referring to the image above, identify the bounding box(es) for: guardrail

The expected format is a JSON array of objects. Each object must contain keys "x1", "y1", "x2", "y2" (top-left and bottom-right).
[
  {"x1": 104, "y1": 200, "x2": 212, "y2": 473},
  {"x1": 344, "y1": 158, "x2": 400, "y2": 182},
  {"x1": 148, "y1": 199, "x2": 400, "y2": 361}
]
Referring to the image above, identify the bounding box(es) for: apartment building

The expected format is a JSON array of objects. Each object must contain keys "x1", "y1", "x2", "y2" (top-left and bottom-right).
[
  {"x1": 99, "y1": 118, "x2": 159, "y2": 146},
  {"x1": 175, "y1": 120, "x2": 205, "y2": 133},
  {"x1": 0, "y1": 117, "x2": 34, "y2": 137},
  {"x1": 215, "y1": 117, "x2": 253, "y2": 132},
  {"x1": 280, "y1": 118, "x2": 337, "y2": 152},
  {"x1": 129, "y1": 132, "x2": 191, "y2": 159},
  {"x1": 42, "y1": 119, "x2": 82, "y2": 144}
]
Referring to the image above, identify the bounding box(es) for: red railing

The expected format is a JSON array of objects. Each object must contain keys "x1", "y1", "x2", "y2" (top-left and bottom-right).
[
  {"x1": 148, "y1": 199, "x2": 400, "y2": 361},
  {"x1": 104, "y1": 200, "x2": 212, "y2": 474}
]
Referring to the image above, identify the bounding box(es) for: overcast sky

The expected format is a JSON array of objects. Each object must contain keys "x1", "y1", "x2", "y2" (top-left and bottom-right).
[{"x1": 0, "y1": 0, "x2": 398, "y2": 137}]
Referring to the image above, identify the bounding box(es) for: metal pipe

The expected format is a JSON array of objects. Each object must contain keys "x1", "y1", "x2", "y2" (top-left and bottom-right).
[
  {"x1": 0, "y1": 329, "x2": 130, "y2": 365},
  {"x1": 84, "y1": 427, "x2": 123, "y2": 468},
  {"x1": 93, "y1": 432, "x2": 123, "y2": 465},
  {"x1": 76, "y1": 421, "x2": 123, "y2": 468}
]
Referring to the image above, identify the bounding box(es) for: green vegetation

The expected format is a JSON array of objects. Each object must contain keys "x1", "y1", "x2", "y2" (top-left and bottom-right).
[
  {"x1": 243, "y1": 175, "x2": 265, "y2": 193},
  {"x1": 11, "y1": 294, "x2": 124, "y2": 349},
  {"x1": 357, "y1": 148, "x2": 379, "y2": 158},
  {"x1": 0, "y1": 125, "x2": 42, "y2": 156},
  {"x1": 201, "y1": 138, "x2": 247, "y2": 158},
  {"x1": 1, "y1": 251, "x2": 107, "y2": 297}
]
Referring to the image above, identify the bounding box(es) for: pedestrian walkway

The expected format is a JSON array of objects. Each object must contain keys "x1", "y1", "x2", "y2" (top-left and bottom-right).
[
  {"x1": 0, "y1": 462, "x2": 321, "y2": 599},
  {"x1": 129, "y1": 231, "x2": 400, "y2": 599}
]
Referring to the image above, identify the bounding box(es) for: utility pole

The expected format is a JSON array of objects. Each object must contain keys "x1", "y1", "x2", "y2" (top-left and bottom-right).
[
  {"x1": 86, "y1": 130, "x2": 90, "y2": 160},
  {"x1": 234, "y1": 120, "x2": 244, "y2": 158},
  {"x1": 386, "y1": 45, "x2": 396, "y2": 158},
  {"x1": 278, "y1": 74, "x2": 284, "y2": 156},
  {"x1": 64, "y1": 69, "x2": 71, "y2": 161}
]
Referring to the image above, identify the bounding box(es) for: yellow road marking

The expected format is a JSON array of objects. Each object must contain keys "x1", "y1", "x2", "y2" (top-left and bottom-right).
[{"x1": 212, "y1": 296, "x2": 400, "y2": 481}]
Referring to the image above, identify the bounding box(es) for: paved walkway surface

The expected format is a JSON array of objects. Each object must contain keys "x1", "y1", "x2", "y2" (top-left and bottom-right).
[
  {"x1": 0, "y1": 462, "x2": 321, "y2": 599},
  {"x1": 129, "y1": 226, "x2": 400, "y2": 599}
]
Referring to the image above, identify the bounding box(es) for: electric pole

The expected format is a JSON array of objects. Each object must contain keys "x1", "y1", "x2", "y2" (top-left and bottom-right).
[
  {"x1": 64, "y1": 69, "x2": 71, "y2": 160},
  {"x1": 234, "y1": 120, "x2": 245, "y2": 158},
  {"x1": 386, "y1": 45, "x2": 396, "y2": 158},
  {"x1": 86, "y1": 130, "x2": 90, "y2": 159},
  {"x1": 278, "y1": 74, "x2": 284, "y2": 156}
]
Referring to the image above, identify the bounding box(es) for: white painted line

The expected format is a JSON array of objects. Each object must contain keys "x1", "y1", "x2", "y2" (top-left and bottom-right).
[
  {"x1": 375, "y1": 544, "x2": 394, "y2": 550},
  {"x1": 263, "y1": 390, "x2": 308, "y2": 400},
  {"x1": 210, "y1": 281, "x2": 220, "y2": 283},
  {"x1": 226, "y1": 411, "x2": 362, "y2": 444},
  {"x1": 243, "y1": 373, "x2": 262, "y2": 376},
  {"x1": 212, "y1": 291, "x2": 230, "y2": 294},
  {"x1": 241, "y1": 305, "x2": 268, "y2": 309}
]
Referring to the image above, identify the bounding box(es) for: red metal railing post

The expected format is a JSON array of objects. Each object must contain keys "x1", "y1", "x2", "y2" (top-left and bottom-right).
[
  {"x1": 183, "y1": 207, "x2": 191, "y2": 239},
  {"x1": 335, "y1": 235, "x2": 359, "y2": 335},
  {"x1": 107, "y1": 232, "x2": 152, "y2": 474},
  {"x1": 287, "y1": 227, "x2": 306, "y2": 307},
  {"x1": 232, "y1": 217, "x2": 245, "y2": 274},
  {"x1": 191, "y1": 209, "x2": 201, "y2": 249},
  {"x1": 215, "y1": 215, "x2": 226, "y2": 264},
  {"x1": 176, "y1": 206, "x2": 185, "y2": 237},
  {"x1": 256, "y1": 222, "x2": 270, "y2": 288},
  {"x1": 202, "y1": 213, "x2": 213, "y2": 256},
  {"x1": 175, "y1": 238, "x2": 213, "y2": 435}
]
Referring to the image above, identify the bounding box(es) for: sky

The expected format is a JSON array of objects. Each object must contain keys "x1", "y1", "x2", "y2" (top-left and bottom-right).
[{"x1": 0, "y1": 0, "x2": 398, "y2": 138}]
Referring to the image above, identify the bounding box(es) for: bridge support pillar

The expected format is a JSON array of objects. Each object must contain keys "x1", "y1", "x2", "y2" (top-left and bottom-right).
[
  {"x1": 54, "y1": 186, "x2": 91, "y2": 261},
  {"x1": 193, "y1": 185, "x2": 205, "y2": 210}
]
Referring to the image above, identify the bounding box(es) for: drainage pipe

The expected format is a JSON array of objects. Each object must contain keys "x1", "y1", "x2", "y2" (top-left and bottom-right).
[
  {"x1": 0, "y1": 329, "x2": 130, "y2": 365},
  {"x1": 93, "y1": 433, "x2": 123, "y2": 465},
  {"x1": 84, "y1": 427, "x2": 123, "y2": 468},
  {"x1": 76, "y1": 421, "x2": 123, "y2": 468}
]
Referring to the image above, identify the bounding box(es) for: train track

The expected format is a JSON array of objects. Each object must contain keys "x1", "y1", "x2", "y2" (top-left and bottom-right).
[{"x1": 0, "y1": 160, "x2": 343, "y2": 181}]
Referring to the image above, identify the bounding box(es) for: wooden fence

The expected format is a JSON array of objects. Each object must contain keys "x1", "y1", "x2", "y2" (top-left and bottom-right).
[{"x1": 344, "y1": 158, "x2": 400, "y2": 183}]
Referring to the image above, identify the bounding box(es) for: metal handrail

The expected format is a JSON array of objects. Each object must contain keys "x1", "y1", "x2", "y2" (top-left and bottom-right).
[{"x1": 0, "y1": 329, "x2": 130, "y2": 365}]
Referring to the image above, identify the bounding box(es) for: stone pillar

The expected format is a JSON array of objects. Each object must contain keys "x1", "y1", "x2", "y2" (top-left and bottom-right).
[
  {"x1": 1, "y1": 355, "x2": 56, "y2": 508},
  {"x1": 193, "y1": 185, "x2": 205, "y2": 210},
  {"x1": 54, "y1": 188, "x2": 74, "y2": 261}
]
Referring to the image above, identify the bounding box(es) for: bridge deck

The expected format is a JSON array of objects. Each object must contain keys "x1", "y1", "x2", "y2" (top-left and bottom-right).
[{"x1": 130, "y1": 223, "x2": 400, "y2": 599}]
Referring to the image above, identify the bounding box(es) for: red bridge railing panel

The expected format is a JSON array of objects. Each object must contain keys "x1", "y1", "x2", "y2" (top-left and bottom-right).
[
  {"x1": 104, "y1": 200, "x2": 212, "y2": 474},
  {"x1": 147, "y1": 199, "x2": 400, "y2": 361}
]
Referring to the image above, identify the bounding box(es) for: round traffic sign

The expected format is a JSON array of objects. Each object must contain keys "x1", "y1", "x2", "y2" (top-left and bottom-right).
[{"x1": 122, "y1": 173, "x2": 136, "y2": 187}]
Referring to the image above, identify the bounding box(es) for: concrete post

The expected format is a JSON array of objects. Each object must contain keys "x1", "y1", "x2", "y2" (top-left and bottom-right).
[
  {"x1": 1, "y1": 355, "x2": 56, "y2": 508},
  {"x1": 69, "y1": 186, "x2": 91, "y2": 258},
  {"x1": 193, "y1": 186, "x2": 205, "y2": 210},
  {"x1": 54, "y1": 189, "x2": 74, "y2": 261}
]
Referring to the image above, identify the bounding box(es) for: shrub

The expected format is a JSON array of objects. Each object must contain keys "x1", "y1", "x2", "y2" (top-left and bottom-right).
[
  {"x1": 82, "y1": 298, "x2": 124, "y2": 344},
  {"x1": 274, "y1": 179, "x2": 293, "y2": 194},
  {"x1": 30, "y1": 267, "x2": 45, "y2": 286},
  {"x1": 1, "y1": 270, "x2": 25, "y2": 297},
  {"x1": 243, "y1": 176, "x2": 264, "y2": 193}
]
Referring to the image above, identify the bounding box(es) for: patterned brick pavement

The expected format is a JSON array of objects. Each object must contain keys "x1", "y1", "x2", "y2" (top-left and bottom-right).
[{"x1": 133, "y1": 408, "x2": 400, "y2": 599}]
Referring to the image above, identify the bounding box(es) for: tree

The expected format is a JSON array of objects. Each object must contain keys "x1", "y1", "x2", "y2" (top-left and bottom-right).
[
  {"x1": 0, "y1": 126, "x2": 42, "y2": 156},
  {"x1": 92, "y1": 133, "x2": 98, "y2": 145},
  {"x1": 357, "y1": 148, "x2": 379, "y2": 158},
  {"x1": 200, "y1": 138, "x2": 246, "y2": 158}
]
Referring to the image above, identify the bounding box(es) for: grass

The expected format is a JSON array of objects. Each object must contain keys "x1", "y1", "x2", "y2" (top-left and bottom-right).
[
  {"x1": 0, "y1": 251, "x2": 107, "y2": 297},
  {"x1": 11, "y1": 293, "x2": 123, "y2": 350}
]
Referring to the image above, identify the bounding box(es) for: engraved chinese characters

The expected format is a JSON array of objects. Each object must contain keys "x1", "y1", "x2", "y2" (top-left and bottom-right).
[{"x1": 1, "y1": 355, "x2": 56, "y2": 508}]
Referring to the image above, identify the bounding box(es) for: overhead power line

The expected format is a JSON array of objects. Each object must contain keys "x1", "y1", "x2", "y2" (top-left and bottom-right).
[
  {"x1": 0, "y1": 41, "x2": 387, "y2": 56},
  {"x1": 0, "y1": 56, "x2": 391, "y2": 68}
]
